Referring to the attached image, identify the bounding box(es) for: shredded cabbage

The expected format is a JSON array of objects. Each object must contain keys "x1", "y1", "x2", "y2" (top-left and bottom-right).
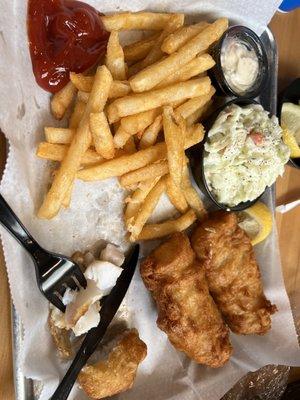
[{"x1": 204, "y1": 104, "x2": 290, "y2": 206}]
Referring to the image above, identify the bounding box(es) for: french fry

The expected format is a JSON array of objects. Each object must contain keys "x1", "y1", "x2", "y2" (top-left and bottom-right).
[
  {"x1": 38, "y1": 66, "x2": 113, "y2": 219},
  {"x1": 51, "y1": 81, "x2": 77, "y2": 120},
  {"x1": 166, "y1": 175, "x2": 188, "y2": 213},
  {"x1": 124, "y1": 33, "x2": 160, "y2": 62},
  {"x1": 163, "y1": 106, "x2": 185, "y2": 187},
  {"x1": 90, "y1": 112, "x2": 115, "y2": 159},
  {"x1": 78, "y1": 142, "x2": 166, "y2": 181},
  {"x1": 124, "y1": 178, "x2": 160, "y2": 226},
  {"x1": 161, "y1": 21, "x2": 209, "y2": 54},
  {"x1": 77, "y1": 126, "x2": 204, "y2": 181},
  {"x1": 77, "y1": 91, "x2": 90, "y2": 103},
  {"x1": 120, "y1": 108, "x2": 161, "y2": 134},
  {"x1": 130, "y1": 18, "x2": 228, "y2": 92},
  {"x1": 176, "y1": 87, "x2": 216, "y2": 119},
  {"x1": 110, "y1": 77, "x2": 211, "y2": 118},
  {"x1": 128, "y1": 21, "x2": 180, "y2": 77},
  {"x1": 155, "y1": 54, "x2": 215, "y2": 89},
  {"x1": 37, "y1": 142, "x2": 104, "y2": 166},
  {"x1": 80, "y1": 87, "x2": 126, "y2": 102},
  {"x1": 61, "y1": 181, "x2": 74, "y2": 208},
  {"x1": 120, "y1": 154, "x2": 189, "y2": 188},
  {"x1": 38, "y1": 142, "x2": 126, "y2": 166},
  {"x1": 107, "y1": 103, "x2": 120, "y2": 124},
  {"x1": 119, "y1": 160, "x2": 169, "y2": 188},
  {"x1": 37, "y1": 142, "x2": 68, "y2": 162},
  {"x1": 125, "y1": 183, "x2": 139, "y2": 191},
  {"x1": 109, "y1": 81, "x2": 131, "y2": 99},
  {"x1": 139, "y1": 115, "x2": 162, "y2": 149},
  {"x1": 123, "y1": 136, "x2": 137, "y2": 154},
  {"x1": 101, "y1": 12, "x2": 184, "y2": 31},
  {"x1": 128, "y1": 176, "x2": 167, "y2": 241},
  {"x1": 69, "y1": 100, "x2": 86, "y2": 129},
  {"x1": 138, "y1": 209, "x2": 197, "y2": 240},
  {"x1": 186, "y1": 99, "x2": 213, "y2": 126},
  {"x1": 128, "y1": 54, "x2": 165, "y2": 78},
  {"x1": 186, "y1": 123, "x2": 205, "y2": 145},
  {"x1": 44, "y1": 127, "x2": 75, "y2": 144},
  {"x1": 182, "y1": 165, "x2": 207, "y2": 219},
  {"x1": 114, "y1": 126, "x2": 132, "y2": 149},
  {"x1": 170, "y1": 99, "x2": 187, "y2": 108},
  {"x1": 129, "y1": 56, "x2": 162, "y2": 80},
  {"x1": 70, "y1": 73, "x2": 94, "y2": 92},
  {"x1": 137, "y1": 97, "x2": 196, "y2": 149},
  {"x1": 106, "y1": 31, "x2": 127, "y2": 80},
  {"x1": 71, "y1": 74, "x2": 131, "y2": 99}
]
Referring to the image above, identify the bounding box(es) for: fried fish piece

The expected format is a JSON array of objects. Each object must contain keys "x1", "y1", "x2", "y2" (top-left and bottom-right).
[
  {"x1": 140, "y1": 232, "x2": 232, "y2": 367},
  {"x1": 48, "y1": 307, "x2": 73, "y2": 359},
  {"x1": 191, "y1": 212, "x2": 277, "y2": 335},
  {"x1": 78, "y1": 329, "x2": 147, "y2": 399}
]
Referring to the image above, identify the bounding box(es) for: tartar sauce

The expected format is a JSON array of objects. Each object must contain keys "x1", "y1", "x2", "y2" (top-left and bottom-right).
[{"x1": 221, "y1": 38, "x2": 259, "y2": 94}]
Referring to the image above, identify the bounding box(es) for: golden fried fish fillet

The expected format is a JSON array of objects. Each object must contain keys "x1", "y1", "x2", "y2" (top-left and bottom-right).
[
  {"x1": 191, "y1": 211, "x2": 277, "y2": 335},
  {"x1": 78, "y1": 329, "x2": 147, "y2": 399},
  {"x1": 140, "y1": 232, "x2": 232, "y2": 367}
]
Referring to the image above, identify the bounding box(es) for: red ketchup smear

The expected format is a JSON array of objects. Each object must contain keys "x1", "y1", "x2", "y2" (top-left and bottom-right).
[{"x1": 27, "y1": 0, "x2": 109, "y2": 93}]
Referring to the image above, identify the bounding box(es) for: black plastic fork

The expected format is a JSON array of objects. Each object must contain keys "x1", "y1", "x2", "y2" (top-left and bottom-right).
[{"x1": 0, "y1": 194, "x2": 86, "y2": 312}]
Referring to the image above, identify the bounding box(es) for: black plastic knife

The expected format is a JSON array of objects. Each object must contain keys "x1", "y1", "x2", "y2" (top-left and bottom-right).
[{"x1": 50, "y1": 244, "x2": 140, "y2": 400}]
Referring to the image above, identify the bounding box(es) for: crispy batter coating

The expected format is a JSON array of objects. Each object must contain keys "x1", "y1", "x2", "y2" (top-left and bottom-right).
[
  {"x1": 140, "y1": 232, "x2": 232, "y2": 367},
  {"x1": 78, "y1": 329, "x2": 147, "y2": 399},
  {"x1": 48, "y1": 308, "x2": 73, "y2": 359},
  {"x1": 191, "y1": 212, "x2": 277, "y2": 335}
]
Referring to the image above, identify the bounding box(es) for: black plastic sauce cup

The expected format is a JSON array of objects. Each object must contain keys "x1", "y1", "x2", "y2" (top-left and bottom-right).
[
  {"x1": 188, "y1": 98, "x2": 263, "y2": 212},
  {"x1": 211, "y1": 26, "x2": 268, "y2": 99}
]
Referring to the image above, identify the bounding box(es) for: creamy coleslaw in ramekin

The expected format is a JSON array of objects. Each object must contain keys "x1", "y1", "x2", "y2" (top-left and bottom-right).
[{"x1": 204, "y1": 104, "x2": 290, "y2": 206}]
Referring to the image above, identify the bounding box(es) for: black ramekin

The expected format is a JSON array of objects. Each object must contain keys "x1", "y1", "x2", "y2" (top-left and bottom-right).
[
  {"x1": 188, "y1": 98, "x2": 263, "y2": 212},
  {"x1": 211, "y1": 26, "x2": 268, "y2": 99}
]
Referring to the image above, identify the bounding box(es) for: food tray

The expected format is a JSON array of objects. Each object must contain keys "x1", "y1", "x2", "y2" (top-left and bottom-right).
[{"x1": 12, "y1": 27, "x2": 279, "y2": 400}]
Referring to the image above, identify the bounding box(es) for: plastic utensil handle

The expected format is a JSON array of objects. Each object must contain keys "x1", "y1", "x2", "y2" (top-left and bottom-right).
[
  {"x1": 50, "y1": 351, "x2": 86, "y2": 400},
  {"x1": 51, "y1": 328, "x2": 107, "y2": 400},
  {"x1": 50, "y1": 245, "x2": 139, "y2": 399},
  {"x1": 0, "y1": 194, "x2": 40, "y2": 253},
  {"x1": 50, "y1": 297, "x2": 115, "y2": 400}
]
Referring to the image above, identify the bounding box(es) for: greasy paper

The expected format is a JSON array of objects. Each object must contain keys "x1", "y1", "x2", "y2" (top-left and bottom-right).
[{"x1": 1, "y1": 1, "x2": 300, "y2": 400}]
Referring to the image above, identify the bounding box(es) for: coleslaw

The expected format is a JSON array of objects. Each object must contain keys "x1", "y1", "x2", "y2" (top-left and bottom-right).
[{"x1": 204, "y1": 104, "x2": 290, "y2": 206}]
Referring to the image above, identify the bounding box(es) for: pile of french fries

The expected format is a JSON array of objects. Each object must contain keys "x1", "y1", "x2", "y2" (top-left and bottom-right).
[{"x1": 37, "y1": 12, "x2": 228, "y2": 241}]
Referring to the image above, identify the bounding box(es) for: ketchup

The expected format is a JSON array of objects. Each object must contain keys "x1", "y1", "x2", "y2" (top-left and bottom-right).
[{"x1": 27, "y1": 0, "x2": 109, "y2": 93}]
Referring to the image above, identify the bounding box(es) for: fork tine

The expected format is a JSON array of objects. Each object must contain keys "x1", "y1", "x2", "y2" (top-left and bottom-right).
[
  {"x1": 66, "y1": 276, "x2": 79, "y2": 291},
  {"x1": 56, "y1": 283, "x2": 67, "y2": 299},
  {"x1": 51, "y1": 293, "x2": 66, "y2": 313},
  {"x1": 73, "y1": 269, "x2": 87, "y2": 289}
]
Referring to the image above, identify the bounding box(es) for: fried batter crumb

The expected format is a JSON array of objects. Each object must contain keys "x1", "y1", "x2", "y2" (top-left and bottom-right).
[{"x1": 78, "y1": 329, "x2": 147, "y2": 399}]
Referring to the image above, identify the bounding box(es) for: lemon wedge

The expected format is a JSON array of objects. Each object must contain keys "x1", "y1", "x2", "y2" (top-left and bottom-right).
[
  {"x1": 281, "y1": 102, "x2": 300, "y2": 157},
  {"x1": 237, "y1": 202, "x2": 273, "y2": 246},
  {"x1": 282, "y1": 128, "x2": 300, "y2": 158}
]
